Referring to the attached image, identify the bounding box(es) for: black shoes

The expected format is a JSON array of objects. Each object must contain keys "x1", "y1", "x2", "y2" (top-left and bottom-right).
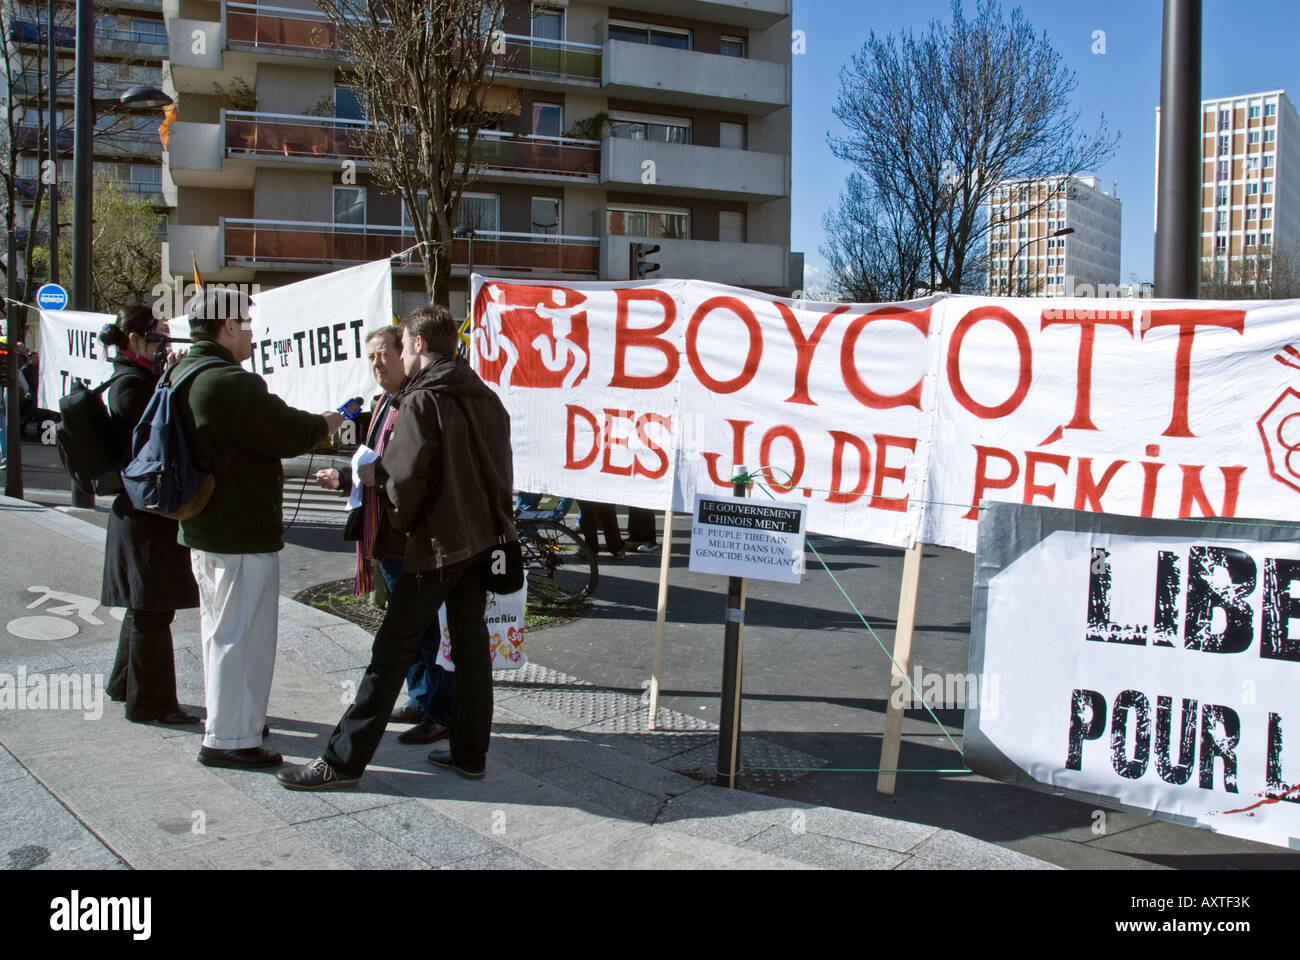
[
  {"x1": 197, "y1": 746, "x2": 283, "y2": 769},
  {"x1": 155, "y1": 710, "x2": 202, "y2": 725},
  {"x1": 276, "y1": 758, "x2": 360, "y2": 791},
  {"x1": 427, "y1": 748, "x2": 485, "y2": 780},
  {"x1": 390, "y1": 703, "x2": 424, "y2": 724},
  {"x1": 398, "y1": 721, "x2": 451, "y2": 745}
]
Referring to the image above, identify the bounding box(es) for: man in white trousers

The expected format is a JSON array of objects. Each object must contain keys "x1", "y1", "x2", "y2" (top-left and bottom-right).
[{"x1": 174, "y1": 288, "x2": 341, "y2": 768}]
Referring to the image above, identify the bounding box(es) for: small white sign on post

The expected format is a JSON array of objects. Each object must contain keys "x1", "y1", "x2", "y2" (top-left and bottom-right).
[{"x1": 688, "y1": 494, "x2": 807, "y2": 584}]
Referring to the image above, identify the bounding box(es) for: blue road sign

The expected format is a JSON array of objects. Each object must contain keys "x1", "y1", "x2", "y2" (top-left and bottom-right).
[{"x1": 36, "y1": 283, "x2": 69, "y2": 311}]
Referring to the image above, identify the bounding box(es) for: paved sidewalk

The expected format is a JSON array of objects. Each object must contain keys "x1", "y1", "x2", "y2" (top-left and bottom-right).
[{"x1": 0, "y1": 496, "x2": 1051, "y2": 870}]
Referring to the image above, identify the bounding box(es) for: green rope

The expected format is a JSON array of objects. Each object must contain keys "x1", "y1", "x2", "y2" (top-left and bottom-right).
[{"x1": 729, "y1": 466, "x2": 966, "y2": 760}]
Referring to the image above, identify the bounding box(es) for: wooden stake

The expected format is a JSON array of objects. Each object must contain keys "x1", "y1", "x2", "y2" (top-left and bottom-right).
[
  {"x1": 647, "y1": 507, "x2": 673, "y2": 730},
  {"x1": 877, "y1": 541, "x2": 924, "y2": 795}
]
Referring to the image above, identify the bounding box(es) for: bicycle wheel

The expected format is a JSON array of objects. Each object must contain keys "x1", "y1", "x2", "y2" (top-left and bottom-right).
[{"x1": 518, "y1": 519, "x2": 598, "y2": 605}]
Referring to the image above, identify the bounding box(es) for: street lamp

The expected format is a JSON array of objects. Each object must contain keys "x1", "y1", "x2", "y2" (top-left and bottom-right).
[{"x1": 1005, "y1": 227, "x2": 1074, "y2": 296}]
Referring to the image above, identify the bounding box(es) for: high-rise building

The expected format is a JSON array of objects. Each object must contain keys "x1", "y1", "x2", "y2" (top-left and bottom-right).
[
  {"x1": 159, "y1": 0, "x2": 797, "y2": 316},
  {"x1": 2, "y1": 1, "x2": 170, "y2": 289},
  {"x1": 1159, "y1": 89, "x2": 1300, "y2": 287},
  {"x1": 986, "y1": 174, "x2": 1122, "y2": 297}
]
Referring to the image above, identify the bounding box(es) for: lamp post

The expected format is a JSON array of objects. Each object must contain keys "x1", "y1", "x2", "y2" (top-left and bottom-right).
[
  {"x1": 1005, "y1": 227, "x2": 1074, "y2": 295},
  {"x1": 454, "y1": 226, "x2": 476, "y2": 284},
  {"x1": 1154, "y1": 0, "x2": 1202, "y2": 298}
]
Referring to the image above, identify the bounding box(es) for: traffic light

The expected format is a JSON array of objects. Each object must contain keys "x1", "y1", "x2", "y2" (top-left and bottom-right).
[{"x1": 630, "y1": 242, "x2": 661, "y2": 279}]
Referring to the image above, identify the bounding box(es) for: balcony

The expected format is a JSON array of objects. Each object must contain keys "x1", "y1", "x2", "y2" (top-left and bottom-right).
[
  {"x1": 493, "y1": 35, "x2": 602, "y2": 86},
  {"x1": 600, "y1": 235, "x2": 789, "y2": 289},
  {"x1": 218, "y1": 112, "x2": 598, "y2": 182},
  {"x1": 605, "y1": 0, "x2": 790, "y2": 30},
  {"x1": 225, "y1": 2, "x2": 344, "y2": 57},
  {"x1": 8, "y1": 20, "x2": 169, "y2": 56},
  {"x1": 218, "y1": 219, "x2": 600, "y2": 276},
  {"x1": 602, "y1": 41, "x2": 788, "y2": 115},
  {"x1": 602, "y1": 137, "x2": 786, "y2": 200}
]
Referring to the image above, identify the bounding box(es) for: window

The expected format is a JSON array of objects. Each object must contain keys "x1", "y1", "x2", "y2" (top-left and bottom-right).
[
  {"x1": 719, "y1": 121, "x2": 746, "y2": 150},
  {"x1": 16, "y1": 155, "x2": 38, "y2": 178},
  {"x1": 1217, "y1": 235, "x2": 1228, "y2": 251},
  {"x1": 1262, "y1": 205, "x2": 1273, "y2": 221},
  {"x1": 531, "y1": 102, "x2": 562, "y2": 138},
  {"x1": 608, "y1": 111, "x2": 691, "y2": 144},
  {"x1": 131, "y1": 20, "x2": 167, "y2": 44},
  {"x1": 718, "y1": 209, "x2": 745, "y2": 243},
  {"x1": 1218, "y1": 109, "x2": 1231, "y2": 130},
  {"x1": 1247, "y1": 182, "x2": 1259, "y2": 196},
  {"x1": 1217, "y1": 185, "x2": 1229, "y2": 204},
  {"x1": 130, "y1": 164, "x2": 161, "y2": 187},
  {"x1": 531, "y1": 4, "x2": 564, "y2": 42},
  {"x1": 1245, "y1": 208, "x2": 1256, "y2": 222},
  {"x1": 1264, "y1": 128, "x2": 1276, "y2": 143},
  {"x1": 606, "y1": 204, "x2": 689, "y2": 239},
  {"x1": 1217, "y1": 160, "x2": 1229, "y2": 179},
  {"x1": 609, "y1": 21, "x2": 691, "y2": 50},
  {"x1": 1218, "y1": 134, "x2": 1230, "y2": 155},
  {"x1": 1249, "y1": 104, "x2": 1261, "y2": 119},
  {"x1": 1265, "y1": 102, "x2": 1277, "y2": 117},
  {"x1": 1263, "y1": 179, "x2": 1274, "y2": 195},
  {"x1": 1248, "y1": 131, "x2": 1260, "y2": 144},
  {"x1": 456, "y1": 193, "x2": 500, "y2": 233},
  {"x1": 719, "y1": 36, "x2": 746, "y2": 58},
  {"x1": 1217, "y1": 211, "x2": 1228, "y2": 229},
  {"x1": 333, "y1": 186, "x2": 366, "y2": 225},
  {"x1": 1262, "y1": 231, "x2": 1272, "y2": 246},
  {"x1": 531, "y1": 196, "x2": 561, "y2": 239},
  {"x1": 1263, "y1": 154, "x2": 1275, "y2": 169},
  {"x1": 1246, "y1": 157, "x2": 1259, "y2": 171},
  {"x1": 335, "y1": 86, "x2": 366, "y2": 121},
  {"x1": 1018, "y1": 186, "x2": 1028, "y2": 202}
]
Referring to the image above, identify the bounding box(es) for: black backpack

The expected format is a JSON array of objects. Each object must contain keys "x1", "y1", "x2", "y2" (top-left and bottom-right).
[{"x1": 54, "y1": 370, "x2": 131, "y2": 497}]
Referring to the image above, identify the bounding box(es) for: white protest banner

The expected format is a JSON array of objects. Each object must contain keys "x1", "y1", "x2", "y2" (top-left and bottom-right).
[
  {"x1": 967, "y1": 502, "x2": 1300, "y2": 850},
  {"x1": 37, "y1": 310, "x2": 116, "y2": 409},
  {"x1": 472, "y1": 275, "x2": 1300, "y2": 552},
  {"x1": 245, "y1": 258, "x2": 393, "y2": 412},
  {"x1": 688, "y1": 493, "x2": 806, "y2": 584}
]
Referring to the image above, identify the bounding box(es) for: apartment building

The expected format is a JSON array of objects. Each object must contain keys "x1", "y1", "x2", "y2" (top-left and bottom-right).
[
  {"x1": 3, "y1": 1, "x2": 169, "y2": 270},
  {"x1": 986, "y1": 174, "x2": 1122, "y2": 297},
  {"x1": 1158, "y1": 89, "x2": 1300, "y2": 286},
  {"x1": 160, "y1": 0, "x2": 797, "y2": 316}
]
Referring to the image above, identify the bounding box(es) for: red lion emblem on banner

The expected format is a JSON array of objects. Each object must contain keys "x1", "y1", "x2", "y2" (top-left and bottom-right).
[{"x1": 471, "y1": 282, "x2": 590, "y2": 389}]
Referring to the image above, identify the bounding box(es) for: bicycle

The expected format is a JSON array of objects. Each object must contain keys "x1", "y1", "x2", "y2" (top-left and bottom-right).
[{"x1": 513, "y1": 495, "x2": 598, "y2": 606}]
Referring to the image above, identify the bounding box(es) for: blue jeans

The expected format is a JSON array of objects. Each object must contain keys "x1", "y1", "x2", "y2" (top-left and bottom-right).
[{"x1": 379, "y1": 558, "x2": 455, "y2": 726}]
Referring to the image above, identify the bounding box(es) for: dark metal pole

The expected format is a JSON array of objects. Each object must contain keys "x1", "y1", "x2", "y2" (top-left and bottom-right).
[
  {"x1": 69, "y1": 0, "x2": 94, "y2": 507},
  {"x1": 5, "y1": 229, "x2": 23, "y2": 498},
  {"x1": 716, "y1": 473, "x2": 748, "y2": 788},
  {"x1": 48, "y1": 0, "x2": 58, "y2": 286},
  {"x1": 1154, "y1": 0, "x2": 1202, "y2": 298}
]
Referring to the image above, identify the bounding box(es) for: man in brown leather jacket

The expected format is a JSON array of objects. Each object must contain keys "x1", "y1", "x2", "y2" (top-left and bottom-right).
[{"x1": 278, "y1": 305, "x2": 515, "y2": 789}]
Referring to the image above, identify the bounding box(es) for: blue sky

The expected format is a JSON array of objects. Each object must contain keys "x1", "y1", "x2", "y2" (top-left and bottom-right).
[{"x1": 792, "y1": 0, "x2": 1299, "y2": 289}]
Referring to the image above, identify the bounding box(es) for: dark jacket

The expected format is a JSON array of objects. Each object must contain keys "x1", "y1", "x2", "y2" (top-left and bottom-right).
[
  {"x1": 379, "y1": 357, "x2": 515, "y2": 573},
  {"x1": 175, "y1": 340, "x2": 329, "y2": 554},
  {"x1": 100, "y1": 354, "x2": 200, "y2": 611}
]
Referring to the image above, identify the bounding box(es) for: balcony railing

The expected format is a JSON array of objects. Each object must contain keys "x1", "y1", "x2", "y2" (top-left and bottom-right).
[
  {"x1": 223, "y1": 219, "x2": 599, "y2": 275},
  {"x1": 225, "y1": 2, "x2": 347, "y2": 53},
  {"x1": 224, "y1": 112, "x2": 599, "y2": 179},
  {"x1": 496, "y1": 35, "x2": 602, "y2": 82},
  {"x1": 8, "y1": 20, "x2": 168, "y2": 48},
  {"x1": 224, "y1": 4, "x2": 602, "y2": 81}
]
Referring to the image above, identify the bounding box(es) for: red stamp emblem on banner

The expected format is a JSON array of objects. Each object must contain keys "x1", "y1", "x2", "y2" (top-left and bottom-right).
[
  {"x1": 1257, "y1": 383, "x2": 1300, "y2": 495},
  {"x1": 471, "y1": 282, "x2": 590, "y2": 389}
]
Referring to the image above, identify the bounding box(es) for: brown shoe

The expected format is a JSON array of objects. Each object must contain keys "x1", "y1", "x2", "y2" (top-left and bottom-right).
[{"x1": 398, "y1": 721, "x2": 451, "y2": 745}]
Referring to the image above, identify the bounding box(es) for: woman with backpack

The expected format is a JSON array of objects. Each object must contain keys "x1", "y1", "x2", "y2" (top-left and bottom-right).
[{"x1": 99, "y1": 306, "x2": 201, "y2": 725}]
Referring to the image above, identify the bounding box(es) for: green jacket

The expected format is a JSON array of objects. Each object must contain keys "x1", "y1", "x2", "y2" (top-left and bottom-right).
[{"x1": 175, "y1": 340, "x2": 328, "y2": 554}]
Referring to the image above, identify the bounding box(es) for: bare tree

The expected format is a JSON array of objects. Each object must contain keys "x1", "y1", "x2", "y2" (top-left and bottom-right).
[
  {"x1": 316, "y1": 0, "x2": 510, "y2": 305},
  {"x1": 1, "y1": 2, "x2": 157, "y2": 304},
  {"x1": 1201, "y1": 245, "x2": 1300, "y2": 300},
  {"x1": 820, "y1": 173, "x2": 927, "y2": 302},
  {"x1": 828, "y1": 0, "x2": 1117, "y2": 293}
]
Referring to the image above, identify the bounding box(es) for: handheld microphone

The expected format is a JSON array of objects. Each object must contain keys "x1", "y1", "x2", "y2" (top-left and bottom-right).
[{"x1": 337, "y1": 397, "x2": 365, "y2": 421}]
